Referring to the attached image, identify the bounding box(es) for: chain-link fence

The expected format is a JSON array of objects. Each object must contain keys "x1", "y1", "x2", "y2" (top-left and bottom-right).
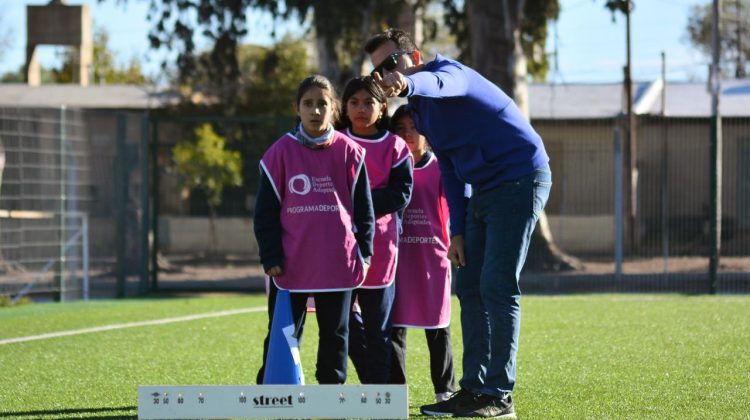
[
  {"x1": 2, "y1": 107, "x2": 747, "y2": 298},
  {"x1": 527, "y1": 115, "x2": 750, "y2": 293},
  {"x1": 147, "y1": 115, "x2": 291, "y2": 291},
  {"x1": 0, "y1": 107, "x2": 147, "y2": 301}
]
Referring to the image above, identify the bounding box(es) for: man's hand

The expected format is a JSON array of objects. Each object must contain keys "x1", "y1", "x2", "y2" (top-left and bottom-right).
[
  {"x1": 373, "y1": 71, "x2": 406, "y2": 98},
  {"x1": 448, "y1": 235, "x2": 466, "y2": 267},
  {"x1": 266, "y1": 266, "x2": 283, "y2": 277}
]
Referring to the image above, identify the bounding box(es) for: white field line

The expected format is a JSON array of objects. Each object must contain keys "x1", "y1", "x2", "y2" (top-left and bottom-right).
[
  {"x1": 0, "y1": 306, "x2": 267, "y2": 346},
  {"x1": 532, "y1": 295, "x2": 750, "y2": 303}
]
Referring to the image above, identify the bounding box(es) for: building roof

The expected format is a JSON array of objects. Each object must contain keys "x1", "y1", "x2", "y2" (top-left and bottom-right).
[
  {"x1": 0, "y1": 84, "x2": 180, "y2": 109},
  {"x1": 1, "y1": 80, "x2": 748, "y2": 118},
  {"x1": 529, "y1": 80, "x2": 750, "y2": 119},
  {"x1": 645, "y1": 79, "x2": 750, "y2": 117},
  {"x1": 528, "y1": 83, "x2": 638, "y2": 119}
]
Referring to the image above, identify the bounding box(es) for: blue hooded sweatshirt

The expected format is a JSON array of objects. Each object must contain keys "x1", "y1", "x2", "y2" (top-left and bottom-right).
[{"x1": 403, "y1": 54, "x2": 549, "y2": 235}]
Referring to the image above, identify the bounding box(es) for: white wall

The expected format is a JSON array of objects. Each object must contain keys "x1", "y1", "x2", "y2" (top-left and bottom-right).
[
  {"x1": 159, "y1": 217, "x2": 258, "y2": 254},
  {"x1": 158, "y1": 215, "x2": 614, "y2": 256},
  {"x1": 547, "y1": 215, "x2": 613, "y2": 254}
]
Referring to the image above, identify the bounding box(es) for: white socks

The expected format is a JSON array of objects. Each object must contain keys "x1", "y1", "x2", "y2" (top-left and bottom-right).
[{"x1": 436, "y1": 392, "x2": 452, "y2": 402}]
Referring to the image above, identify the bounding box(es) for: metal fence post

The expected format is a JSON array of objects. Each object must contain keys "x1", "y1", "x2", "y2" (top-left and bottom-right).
[
  {"x1": 115, "y1": 113, "x2": 127, "y2": 298},
  {"x1": 614, "y1": 126, "x2": 624, "y2": 284},
  {"x1": 65, "y1": 113, "x2": 79, "y2": 298},
  {"x1": 660, "y1": 118, "x2": 670, "y2": 273},
  {"x1": 151, "y1": 120, "x2": 160, "y2": 289},
  {"x1": 708, "y1": 0, "x2": 722, "y2": 294},
  {"x1": 709, "y1": 111, "x2": 722, "y2": 294},
  {"x1": 140, "y1": 116, "x2": 150, "y2": 294},
  {"x1": 82, "y1": 213, "x2": 89, "y2": 300},
  {"x1": 55, "y1": 106, "x2": 67, "y2": 302}
]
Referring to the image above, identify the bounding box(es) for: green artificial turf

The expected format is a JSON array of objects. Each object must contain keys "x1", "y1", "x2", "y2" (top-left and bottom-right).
[{"x1": 1, "y1": 294, "x2": 748, "y2": 419}]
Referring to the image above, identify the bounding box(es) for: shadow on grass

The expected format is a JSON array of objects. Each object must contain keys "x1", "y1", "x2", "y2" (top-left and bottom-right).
[{"x1": 0, "y1": 405, "x2": 136, "y2": 418}]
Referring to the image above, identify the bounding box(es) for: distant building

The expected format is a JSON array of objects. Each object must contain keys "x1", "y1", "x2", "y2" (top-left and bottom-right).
[
  {"x1": 26, "y1": 0, "x2": 92, "y2": 86},
  {"x1": 528, "y1": 80, "x2": 750, "y2": 254},
  {"x1": 0, "y1": 80, "x2": 747, "y2": 257}
]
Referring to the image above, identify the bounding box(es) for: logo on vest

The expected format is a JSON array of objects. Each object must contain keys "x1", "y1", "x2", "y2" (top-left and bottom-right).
[{"x1": 288, "y1": 174, "x2": 312, "y2": 195}]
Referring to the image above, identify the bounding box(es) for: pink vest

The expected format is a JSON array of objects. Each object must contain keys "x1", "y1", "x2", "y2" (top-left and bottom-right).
[
  {"x1": 344, "y1": 129, "x2": 412, "y2": 288},
  {"x1": 392, "y1": 155, "x2": 452, "y2": 328},
  {"x1": 261, "y1": 132, "x2": 366, "y2": 292}
]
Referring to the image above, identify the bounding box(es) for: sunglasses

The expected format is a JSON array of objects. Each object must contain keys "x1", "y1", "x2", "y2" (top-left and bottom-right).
[{"x1": 370, "y1": 51, "x2": 408, "y2": 77}]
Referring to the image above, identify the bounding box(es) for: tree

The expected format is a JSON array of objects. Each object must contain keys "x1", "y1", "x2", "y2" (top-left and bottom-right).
[
  {"x1": 161, "y1": 36, "x2": 310, "y2": 217},
  {"x1": 466, "y1": 0, "x2": 529, "y2": 112},
  {"x1": 178, "y1": 35, "x2": 311, "y2": 113},
  {"x1": 459, "y1": 0, "x2": 580, "y2": 271},
  {"x1": 1, "y1": 66, "x2": 25, "y2": 83},
  {"x1": 0, "y1": 7, "x2": 17, "y2": 82},
  {"x1": 146, "y1": 0, "x2": 251, "y2": 91},
  {"x1": 236, "y1": 36, "x2": 314, "y2": 189},
  {"x1": 141, "y1": 0, "x2": 424, "y2": 90},
  {"x1": 241, "y1": 36, "x2": 314, "y2": 115},
  {"x1": 0, "y1": 7, "x2": 11, "y2": 63},
  {"x1": 172, "y1": 124, "x2": 242, "y2": 256},
  {"x1": 308, "y1": 0, "x2": 379, "y2": 87},
  {"x1": 687, "y1": 0, "x2": 749, "y2": 79},
  {"x1": 91, "y1": 29, "x2": 148, "y2": 84},
  {"x1": 1, "y1": 65, "x2": 58, "y2": 84},
  {"x1": 129, "y1": 0, "x2": 575, "y2": 270},
  {"x1": 136, "y1": 0, "x2": 565, "y2": 91},
  {"x1": 51, "y1": 28, "x2": 147, "y2": 84},
  {"x1": 442, "y1": 0, "x2": 559, "y2": 84},
  {"x1": 522, "y1": 0, "x2": 560, "y2": 82}
]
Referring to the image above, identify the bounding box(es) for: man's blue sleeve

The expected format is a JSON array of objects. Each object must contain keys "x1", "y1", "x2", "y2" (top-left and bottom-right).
[
  {"x1": 404, "y1": 62, "x2": 468, "y2": 98},
  {"x1": 434, "y1": 150, "x2": 467, "y2": 236}
]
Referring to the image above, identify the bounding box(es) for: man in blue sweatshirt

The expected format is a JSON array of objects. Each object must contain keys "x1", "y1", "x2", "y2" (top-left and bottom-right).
[{"x1": 365, "y1": 28, "x2": 551, "y2": 418}]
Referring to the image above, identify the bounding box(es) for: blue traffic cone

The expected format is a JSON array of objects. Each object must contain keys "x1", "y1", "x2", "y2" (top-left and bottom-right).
[{"x1": 262, "y1": 289, "x2": 304, "y2": 384}]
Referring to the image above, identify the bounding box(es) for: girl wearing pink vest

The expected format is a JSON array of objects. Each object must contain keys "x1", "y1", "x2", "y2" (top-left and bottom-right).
[
  {"x1": 389, "y1": 105, "x2": 456, "y2": 402},
  {"x1": 337, "y1": 76, "x2": 413, "y2": 384},
  {"x1": 254, "y1": 75, "x2": 375, "y2": 384}
]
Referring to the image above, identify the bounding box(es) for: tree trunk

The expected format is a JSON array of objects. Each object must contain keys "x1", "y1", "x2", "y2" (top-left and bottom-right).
[
  {"x1": 350, "y1": 0, "x2": 377, "y2": 81},
  {"x1": 313, "y1": 15, "x2": 342, "y2": 87},
  {"x1": 397, "y1": 0, "x2": 425, "y2": 47},
  {"x1": 525, "y1": 211, "x2": 582, "y2": 271},
  {"x1": 466, "y1": 0, "x2": 581, "y2": 271},
  {"x1": 313, "y1": 0, "x2": 376, "y2": 88},
  {"x1": 466, "y1": 0, "x2": 527, "y2": 109}
]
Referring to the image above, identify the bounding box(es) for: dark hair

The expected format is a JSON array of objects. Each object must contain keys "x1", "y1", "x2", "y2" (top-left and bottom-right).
[
  {"x1": 389, "y1": 105, "x2": 412, "y2": 132},
  {"x1": 390, "y1": 104, "x2": 430, "y2": 152},
  {"x1": 364, "y1": 28, "x2": 419, "y2": 54},
  {"x1": 294, "y1": 74, "x2": 340, "y2": 125},
  {"x1": 336, "y1": 76, "x2": 390, "y2": 131}
]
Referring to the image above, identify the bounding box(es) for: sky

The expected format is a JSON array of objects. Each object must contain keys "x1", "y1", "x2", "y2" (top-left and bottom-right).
[{"x1": 0, "y1": 0, "x2": 710, "y2": 84}]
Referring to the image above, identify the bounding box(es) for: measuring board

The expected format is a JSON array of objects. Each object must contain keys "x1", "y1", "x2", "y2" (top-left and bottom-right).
[{"x1": 138, "y1": 384, "x2": 408, "y2": 419}]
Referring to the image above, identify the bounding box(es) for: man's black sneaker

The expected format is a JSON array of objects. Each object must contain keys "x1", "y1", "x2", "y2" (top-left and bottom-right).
[
  {"x1": 420, "y1": 389, "x2": 477, "y2": 417},
  {"x1": 455, "y1": 394, "x2": 516, "y2": 418}
]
